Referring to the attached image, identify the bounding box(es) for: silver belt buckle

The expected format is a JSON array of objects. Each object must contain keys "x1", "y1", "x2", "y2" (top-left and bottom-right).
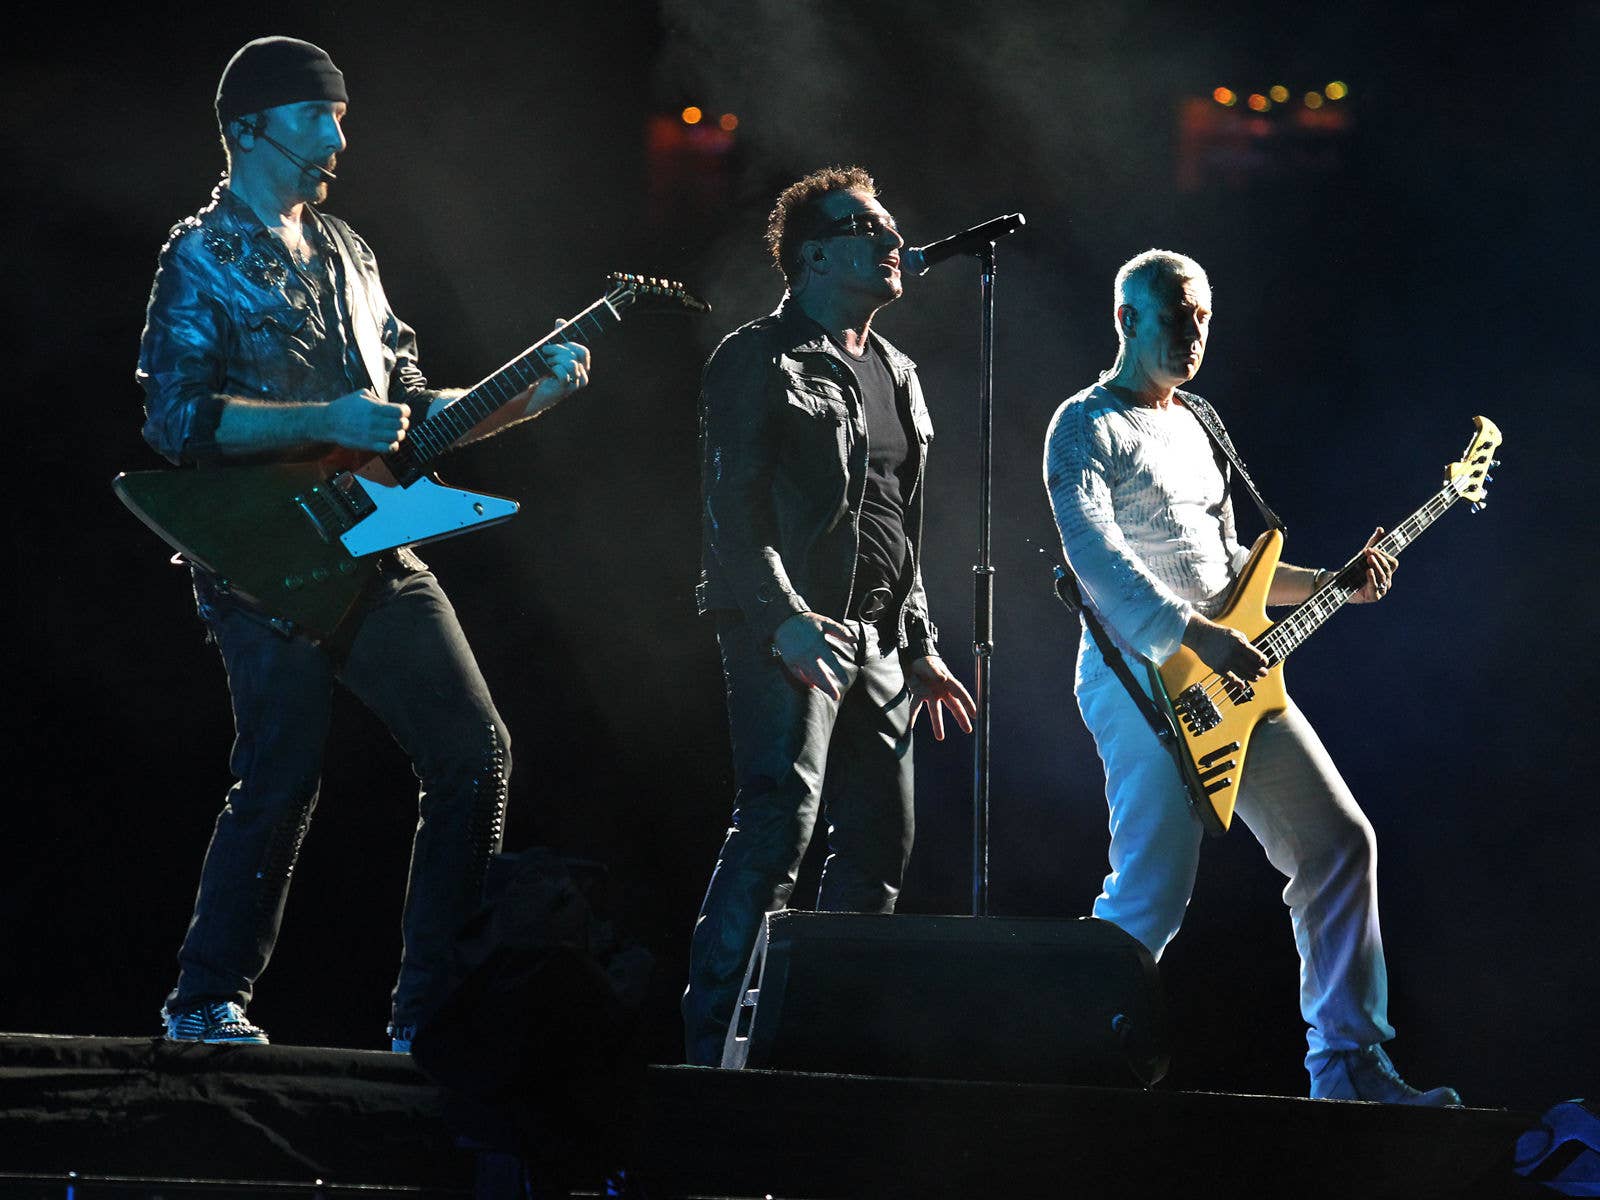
[{"x1": 855, "y1": 586, "x2": 892, "y2": 622}]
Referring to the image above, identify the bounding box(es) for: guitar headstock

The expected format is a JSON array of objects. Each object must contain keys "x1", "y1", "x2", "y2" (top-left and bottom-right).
[
  {"x1": 1446, "y1": 415, "x2": 1502, "y2": 507},
  {"x1": 606, "y1": 272, "x2": 712, "y2": 315}
]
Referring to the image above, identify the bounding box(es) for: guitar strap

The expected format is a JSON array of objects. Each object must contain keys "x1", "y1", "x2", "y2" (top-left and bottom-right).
[
  {"x1": 1179, "y1": 390, "x2": 1284, "y2": 532},
  {"x1": 1052, "y1": 564, "x2": 1186, "y2": 748}
]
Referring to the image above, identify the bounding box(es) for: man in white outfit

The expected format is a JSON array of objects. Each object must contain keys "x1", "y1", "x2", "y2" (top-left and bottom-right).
[{"x1": 1044, "y1": 248, "x2": 1459, "y2": 1104}]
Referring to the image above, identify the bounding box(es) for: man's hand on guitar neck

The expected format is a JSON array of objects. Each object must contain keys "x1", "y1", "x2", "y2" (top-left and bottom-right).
[
  {"x1": 457, "y1": 323, "x2": 593, "y2": 447},
  {"x1": 519, "y1": 329, "x2": 591, "y2": 413},
  {"x1": 1274, "y1": 528, "x2": 1399, "y2": 606},
  {"x1": 1347, "y1": 528, "x2": 1398, "y2": 604},
  {"x1": 1182, "y1": 613, "x2": 1268, "y2": 684}
]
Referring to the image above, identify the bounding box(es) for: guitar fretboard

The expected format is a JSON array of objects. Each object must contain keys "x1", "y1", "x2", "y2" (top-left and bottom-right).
[
  {"x1": 1256, "y1": 482, "x2": 1460, "y2": 665},
  {"x1": 382, "y1": 294, "x2": 621, "y2": 481}
]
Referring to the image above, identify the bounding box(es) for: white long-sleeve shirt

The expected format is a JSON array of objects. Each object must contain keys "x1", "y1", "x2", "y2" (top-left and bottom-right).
[{"x1": 1044, "y1": 384, "x2": 1252, "y2": 682}]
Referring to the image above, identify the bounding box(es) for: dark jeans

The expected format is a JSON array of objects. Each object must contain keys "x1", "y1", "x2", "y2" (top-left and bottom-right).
[
  {"x1": 681, "y1": 615, "x2": 915, "y2": 1066},
  {"x1": 166, "y1": 566, "x2": 510, "y2": 1032}
]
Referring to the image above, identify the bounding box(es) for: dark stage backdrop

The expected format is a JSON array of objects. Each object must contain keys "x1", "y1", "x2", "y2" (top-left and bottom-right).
[{"x1": 5, "y1": 0, "x2": 1595, "y2": 1112}]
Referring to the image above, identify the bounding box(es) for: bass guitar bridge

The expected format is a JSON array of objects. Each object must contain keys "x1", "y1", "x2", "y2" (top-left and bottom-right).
[{"x1": 1173, "y1": 684, "x2": 1222, "y2": 735}]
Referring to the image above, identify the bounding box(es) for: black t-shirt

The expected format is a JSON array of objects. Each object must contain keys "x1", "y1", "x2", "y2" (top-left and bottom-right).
[{"x1": 836, "y1": 339, "x2": 915, "y2": 612}]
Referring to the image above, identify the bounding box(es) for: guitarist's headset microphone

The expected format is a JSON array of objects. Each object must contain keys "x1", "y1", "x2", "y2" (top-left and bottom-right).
[{"x1": 237, "y1": 116, "x2": 338, "y2": 182}]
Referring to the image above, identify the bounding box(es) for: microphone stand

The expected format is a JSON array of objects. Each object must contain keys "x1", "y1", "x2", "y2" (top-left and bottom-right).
[
  {"x1": 971, "y1": 243, "x2": 998, "y2": 917},
  {"x1": 906, "y1": 212, "x2": 1022, "y2": 917}
]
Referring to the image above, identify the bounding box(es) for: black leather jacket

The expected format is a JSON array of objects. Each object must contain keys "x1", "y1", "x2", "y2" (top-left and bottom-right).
[
  {"x1": 697, "y1": 297, "x2": 939, "y2": 660},
  {"x1": 136, "y1": 184, "x2": 431, "y2": 465}
]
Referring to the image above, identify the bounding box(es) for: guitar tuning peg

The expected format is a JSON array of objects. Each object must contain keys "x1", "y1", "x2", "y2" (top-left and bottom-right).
[
  {"x1": 1486, "y1": 474, "x2": 1494, "y2": 483},
  {"x1": 1470, "y1": 503, "x2": 1480, "y2": 513}
]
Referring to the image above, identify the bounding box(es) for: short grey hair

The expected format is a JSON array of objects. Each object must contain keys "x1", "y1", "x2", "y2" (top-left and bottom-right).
[
  {"x1": 1113, "y1": 249, "x2": 1210, "y2": 323},
  {"x1": 1100, "y1": 249, "x2": 1212, "y2": 383}
]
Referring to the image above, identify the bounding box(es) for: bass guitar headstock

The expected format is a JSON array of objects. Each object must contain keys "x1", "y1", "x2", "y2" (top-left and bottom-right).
[
  {"x1": 1446, "y1": 415, "x2": 1502, "y2": 510},
  {"x1": 605, "y1": 272, "x2": 712, "y2": 316}
]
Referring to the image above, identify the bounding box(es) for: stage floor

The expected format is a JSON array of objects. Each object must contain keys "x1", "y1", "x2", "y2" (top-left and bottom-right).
[{"x1": 0, "y1": 1033, "x2": 1542, "y2": 1198}]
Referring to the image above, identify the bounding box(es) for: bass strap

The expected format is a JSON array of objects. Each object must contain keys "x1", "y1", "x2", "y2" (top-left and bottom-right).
[
  {"x1": 1179, "y1": 390, "x2": 1285, "y2": 532},
  {"x1": 1050, "y1": 565, "x2": 1190, "y2": 772}
]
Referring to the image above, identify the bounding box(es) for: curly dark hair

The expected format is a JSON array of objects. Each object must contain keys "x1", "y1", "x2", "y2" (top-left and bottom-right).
[{"x1": 765, "y1": 165, "x2": 877, "y2": 282}]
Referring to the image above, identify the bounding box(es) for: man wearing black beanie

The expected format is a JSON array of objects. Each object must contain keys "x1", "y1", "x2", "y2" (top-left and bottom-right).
[{"x1": 135, "y1": 36, "x2": 592, "y2": 1050}]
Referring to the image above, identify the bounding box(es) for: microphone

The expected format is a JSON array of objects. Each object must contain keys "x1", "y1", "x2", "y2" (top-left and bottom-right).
[
  {"x1": 257, "y1": 130, "x2": 339, "y2": 182},
  {"x1": 902, "y1": 212, "x2": 1025, "y2": 275}
]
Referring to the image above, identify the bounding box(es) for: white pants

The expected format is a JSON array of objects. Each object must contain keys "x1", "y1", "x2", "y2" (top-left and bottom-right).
[{"x1": 1077, "y1": 666, "x2": 1395, "y2": 1061}]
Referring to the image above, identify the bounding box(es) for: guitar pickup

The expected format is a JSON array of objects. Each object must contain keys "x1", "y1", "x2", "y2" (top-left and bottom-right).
[
  {"x1": 330, "y1": 471, "x2": 378, "y2": 520},
  {"x1": 294, "y1": 473, "x2": 376, "y2": 544},
  {"x1": 1197, "y1": 742, "x2": 1240, "y2": 794}
]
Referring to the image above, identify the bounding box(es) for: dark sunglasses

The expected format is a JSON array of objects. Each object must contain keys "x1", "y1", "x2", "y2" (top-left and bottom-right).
[{"x1": 810, "y1": 212, "x2": 901, "y2": 241}]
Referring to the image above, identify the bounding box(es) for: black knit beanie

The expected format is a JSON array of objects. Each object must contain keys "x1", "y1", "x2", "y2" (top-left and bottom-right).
[{"x1": 216, "y1": 36, "x2": 348, "y2": 127}]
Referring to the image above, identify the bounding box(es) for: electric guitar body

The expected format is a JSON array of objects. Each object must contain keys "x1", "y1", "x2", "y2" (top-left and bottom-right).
[
  {"x1": 113, "y1": 454, "x2": 517, "y2": 638},
  {"x1": 1148, "y1": 529, "x2": 1287, "y2": 835}
]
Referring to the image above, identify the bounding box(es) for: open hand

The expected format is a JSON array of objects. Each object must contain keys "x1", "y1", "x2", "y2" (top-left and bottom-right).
[
  {"x1": 906, "y1": 655, "x2": 977, "y2": 740},
  {"x1": 773, "y1": 611, "x2": 855, "y2": 699}
]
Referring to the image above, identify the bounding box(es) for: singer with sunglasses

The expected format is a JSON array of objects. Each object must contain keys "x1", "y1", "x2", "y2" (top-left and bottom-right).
[
  {"x1": 683, "y1": 166, "x2": 976, "y2": 1065},
  {"x1": 134, "y1": 38, "x2": 590, "y2": 1051}
]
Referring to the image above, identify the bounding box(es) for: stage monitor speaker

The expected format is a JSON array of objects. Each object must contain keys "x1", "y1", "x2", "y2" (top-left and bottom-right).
[{"x1": 721, "y1": 912, "x2": 1168, "y2": 1087}]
